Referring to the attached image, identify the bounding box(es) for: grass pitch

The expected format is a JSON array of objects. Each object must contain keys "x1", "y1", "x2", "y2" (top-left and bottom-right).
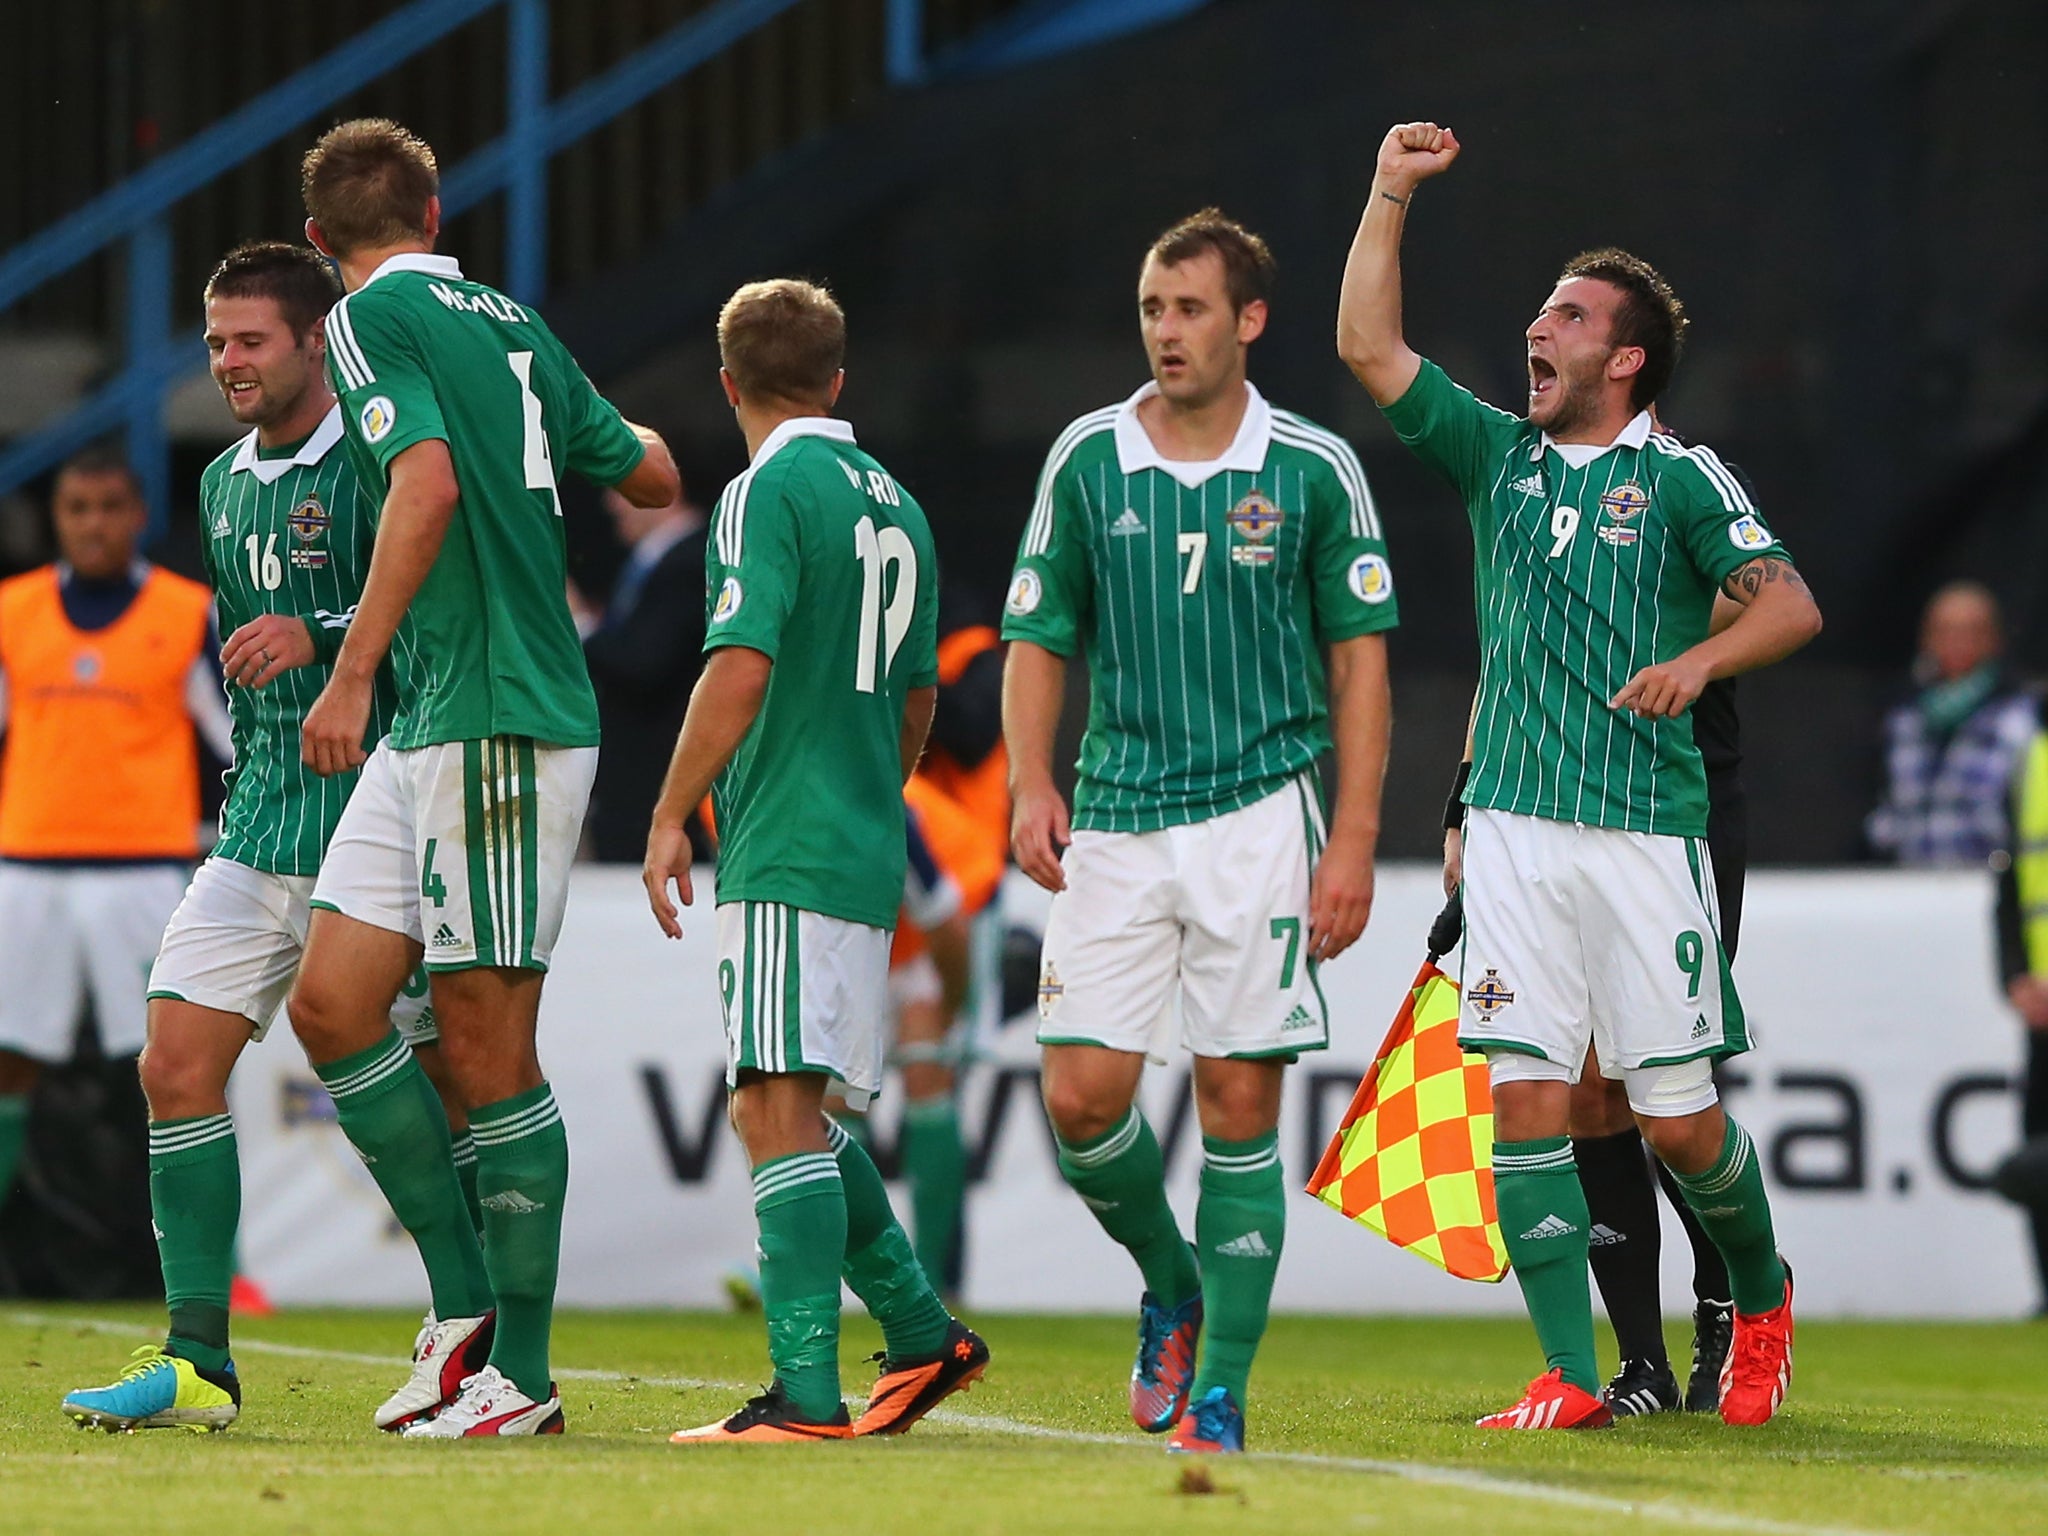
[{"x1": 3, "y1": 1306, "x2": 2045, "y2": 1535}]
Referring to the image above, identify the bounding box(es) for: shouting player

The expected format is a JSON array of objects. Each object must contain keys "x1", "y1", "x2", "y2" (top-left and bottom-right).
[
  {"x1": 60, "y1": 242, "x2": 470, "y2": 1433},
  {"x1": 645, "y1": 279, "x2": 985, "y2": 1442},
  {"x1": 1003, "y1": 211, "x2": 1397, "y2": 1454},
  {"x1": 287, "y1": 119, "x2": 680, "y2": 1437},
  {"x1": 1338, "y1": 122, "x2": 1822, "y2": 1429}
]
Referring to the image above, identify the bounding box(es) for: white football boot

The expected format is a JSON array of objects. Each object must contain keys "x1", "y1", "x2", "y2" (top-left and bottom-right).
[
  {"x1": 400, "y1": 1364, "x2": 564, "y2": 1438},
  {"x1": 375, "y1": 1311, "x2": 494, "y2": 1431}
]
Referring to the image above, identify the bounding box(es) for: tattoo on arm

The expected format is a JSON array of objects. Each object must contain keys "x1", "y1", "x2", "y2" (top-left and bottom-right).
[{"x1": 1722, "y1": 557, "x2": 1810, "y2": 604}]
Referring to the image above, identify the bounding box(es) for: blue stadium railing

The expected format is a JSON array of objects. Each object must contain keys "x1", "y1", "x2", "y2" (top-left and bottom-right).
[{"x1": 0, "y1": 0, "x2": 1205, "y2": 537}]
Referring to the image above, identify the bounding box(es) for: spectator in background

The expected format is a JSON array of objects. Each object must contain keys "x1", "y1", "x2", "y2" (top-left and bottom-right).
[
  {"x1": 0, "y1": 448, "x2": 232, "y2": 1209},
  {"x1": 571, "y1": 480, "x2": 709, "y2": 863},
  {"x1": 1867, "y1": 581, "x2": 2038, "y2": 868}
]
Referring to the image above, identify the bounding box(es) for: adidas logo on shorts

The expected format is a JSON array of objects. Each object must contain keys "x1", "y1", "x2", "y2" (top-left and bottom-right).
[
  {"x1": 431, "y1": 923, "x2": 463, "y2": 949},
  {"x1": 1109, "y1": 508, "x2": 1147, "y2": 537},
  {"x1": 1691, "y1": 1014, "x2": 1712, "y2": 1040},
  {"x1": 1216, "y1": 1230, "x2": 1274, "y2": 1258},
  {"x1": 1517, "y1": 1214, "x2": 1578, "y2": 1242},
  {"x1": 1282, "y1": 1004, "x2": 1317, "y2": 1033}
]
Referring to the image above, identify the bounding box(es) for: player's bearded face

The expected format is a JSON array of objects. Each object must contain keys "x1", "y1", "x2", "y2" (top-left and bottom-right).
[
  {"x1": 1527, "y1": 277, "x2": 1632, "y2": 435},
  {"x1": 1138, "y1": 252, "x2": 1252, "y2": 408},
  {"x1": 205, "y1": 295, "x2": 318, "y2": 428}
]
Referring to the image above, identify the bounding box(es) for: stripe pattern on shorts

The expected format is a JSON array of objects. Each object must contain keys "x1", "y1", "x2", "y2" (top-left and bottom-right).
[
  {"x1": 461, "y1": 737, "x2": 541, "y2": 968},
  {"x1": 732, "y1": 901, "x2": 804, "y2": 1075}
]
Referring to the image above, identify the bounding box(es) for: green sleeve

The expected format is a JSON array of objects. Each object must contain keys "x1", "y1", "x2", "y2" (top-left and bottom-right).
[
  {"x1": 300, "y1": 609, "x2": 350, "y2": 664},
  {"x1": 327, "y1": 293, "x2": 447, "y2": 474},
  {"x1": 545, "y1": 328, "x2": 646, "y2": 487},
  {"x1": 1303, "y1": 440, "x2": 1400, "y2": 643},
  {"x1": 906, "y1": 511, "x2": 941, "y2": 690},
  {"x1": 1378, "y1": 359, "x2": 1524, "y2": 512},
  {"x1": 998, "y1": 447, "x2": 1092, "y2": 657},
  {"x1": 1659, "y1": 443, "x2": 1792, "y2": 588},
  {"x1": 703, "y1": 463, "x2": 800, "y2": 661}
]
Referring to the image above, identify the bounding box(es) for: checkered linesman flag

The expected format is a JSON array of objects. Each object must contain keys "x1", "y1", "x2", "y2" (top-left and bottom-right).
[{"x1": 1305, "y1": 959, "x2": 1508, "y2": 1283}]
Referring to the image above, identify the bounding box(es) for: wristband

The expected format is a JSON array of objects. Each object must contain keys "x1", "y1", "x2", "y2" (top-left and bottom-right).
[
  {"x1": 1442, "y1": 758, "x2": 1471, "y2": 832},
  {"x1": 1380, "y1": 190, "x2": 1409, "y2": 207}
]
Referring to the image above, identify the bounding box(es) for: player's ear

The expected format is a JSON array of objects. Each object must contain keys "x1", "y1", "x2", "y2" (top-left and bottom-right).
[
  {"x1": 304, "y1": 218, "x2": 334, "y2": 258},
  {"x1": 307, "y1": 313, "x2": 329, "y2": 361},
  {"x1": 1607, "y1": 345, "x2": 1646, "y2": 389},
  {"x1": 1236, "y1": 298, "x2": 1269, "y2": 347},
  {"x1": 718, "y1": 368, "x2": 742, "y2": 410},
  {"x1": 824, "y1": 370, "x2": 846, "y2": 410},
  {"x1": 422, "y1": 196, "x2": 442, "y2": 245}
]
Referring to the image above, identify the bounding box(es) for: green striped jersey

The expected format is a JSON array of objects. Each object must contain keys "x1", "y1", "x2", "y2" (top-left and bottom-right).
[
  {"x1": 197, "y1": 407, "x2": 396, "y2": 875},
  {"x1": 326, "y1": 253, "x2": 645, "y2": 749},
  {"x1": 1382, "y1": 360, "x2": 1791, "y2": 837},
  {"x1": 1001, "y1": 383, "x2": 1398, "y2": 833},
  {"x1": 705, "y1": 418, "x2": 939, "y2": 931}
]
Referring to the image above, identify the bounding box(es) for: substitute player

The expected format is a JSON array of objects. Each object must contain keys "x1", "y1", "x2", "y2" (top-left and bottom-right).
[
  {"x1": 1004, "y1": 211, "x2": 1396, "y2": 1455},
  {"x1": 645, "y1": 278, "x2": 986, "y2": 1443},
  {"x1": 61, "y1": 242, "x2": 487, "y2": 1434},
  {"x1": 288, "y1": 119, "x2": 680, "y2": 1437},
  {"x1": 1338, "y1": 121, "x2": 1822, "y2": 1429},
  {"x1": 0, "y1": 449, "x2": 228, "y2": 1214}
]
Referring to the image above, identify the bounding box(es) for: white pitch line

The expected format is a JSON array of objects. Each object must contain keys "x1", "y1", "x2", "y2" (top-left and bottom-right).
[{"x1": 5, "y1": 1311, "x2": 1886, "y2": 1536}]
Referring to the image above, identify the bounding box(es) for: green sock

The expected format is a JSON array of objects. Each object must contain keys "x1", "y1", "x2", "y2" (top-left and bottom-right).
[
  {"x1": 316, "y1": 1031, "x2": 493, "y2": 1322},
  {"x1": 0, "y1": 1094, "x2": 27, "y2": 1206},
  {"x1": 449, "y1": 1130, "x2": 484, "y2": 1242},
  {"x1": 471, "y1": 1085, "x2": 570, "y2": 1401},
  {"x1": 1668, "y1": 1118, "x2": 1787, "y2": 1315},
  {"x1": 148, "y1": 1114, "x2": 239, "y2": 1374},
  {"x1": 1190, "y1": 1132, "x2": 1285, "y2": 1407},
  {"x1": 1055, "y1": 1108, "x2": 1199, "y2": 1308},
  {"x1": 900, "y1": 1096, "x2": 967, "y2": 1291},
  {"x1": 827, "y1": 1118, "x2": 950, "y2": 1359},
  {"x1": 753, "y1": 1151, "x2": 848, "y2": 1421},
  {"x1": 1494, "y1": 1137, "x2": 1599, "y2": 1392}
]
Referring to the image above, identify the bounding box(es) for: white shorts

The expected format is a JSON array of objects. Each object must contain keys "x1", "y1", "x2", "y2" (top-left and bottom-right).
[
  {"x1": 0, "y1": 861, "x2": 184, "y2": 1060},
  {"x1": 717, "y1": 900, "x2": 891, "y2": 1111},
  {"x1": 147, "y1": 856, "x2": 436, "y2": 1044},
  {"x1": 1458, "y1": 807, "x2": 1746, "y2": 1075},
  {"x1": 1035, "y1": 777, "x2": 1329, "y2": 1061},
  {"x1": 311, "y1": 736, "x2": 597, "y2": 972}
]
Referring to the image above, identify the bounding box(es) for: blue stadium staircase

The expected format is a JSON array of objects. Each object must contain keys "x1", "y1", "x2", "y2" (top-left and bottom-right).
[{"x1": 0, "y1": 0, "x2": 1207, "y2": 537}]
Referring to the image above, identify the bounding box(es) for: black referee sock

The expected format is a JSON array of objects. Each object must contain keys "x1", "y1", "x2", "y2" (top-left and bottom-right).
[
  {"x1": 1572, "y1": 1129, "x2": 1669, "y2": 1369},
  {"x1": 1655, "y1": 1155, "x2": 1732, "y2": 1306}
]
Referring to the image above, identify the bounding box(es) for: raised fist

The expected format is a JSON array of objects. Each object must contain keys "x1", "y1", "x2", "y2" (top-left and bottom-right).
[{"x1": 1376, "y1": 122, "x2": 1461, "y2": 191}]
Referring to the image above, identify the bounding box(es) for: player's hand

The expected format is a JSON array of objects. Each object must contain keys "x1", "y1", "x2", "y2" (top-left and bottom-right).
[
  {"x1": 1610, "y1": 653, "x2": 1712, "y2": 719},
  {"x1": 2010, "y1": 975, "x2": 2048, "y2": 1031},
  {"x1": 300, "y1": 671, "x2": 372, "y2": 777},
  {"x1": 1011, "y1": 777, "x2": 1072, "y2": 893},
  {"x1": 1376, "y1": 121, "x2": 1461, "y2": 194},
  {"x1": 221, "y1": 614, "x2": 316, "y2": 689},
  {"x1": 643, "y1": 822, "x2": 696, "y2": 939},
  {"x1": 1442, "y1": 824, "x2": 1464, "y2": 898},
  {"x1": 1308, "y1": 830, "x2": 1376, "y2": 963}
]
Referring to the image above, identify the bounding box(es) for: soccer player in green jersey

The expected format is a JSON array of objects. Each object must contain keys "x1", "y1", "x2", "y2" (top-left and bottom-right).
[
  {"x1": 1003, "y1": 211, "x2": 1397, "y2": 1455},
  {"x1": 643, "y1": 279, "x2": 986, "y2": 1442},
  {"x1": 1338, "y1": 122, "x2": 1824, "y2": 1430},
  {"x1": 60, "y1": 242, "x2": 483, "y2": 1435},
  {"x1": 286, "y1": 119, "x2": 680, "y2": 1438}
]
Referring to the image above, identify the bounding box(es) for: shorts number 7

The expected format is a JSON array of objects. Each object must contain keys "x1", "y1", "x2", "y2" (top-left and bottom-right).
[{"x1": 1270, "y1": 916, "x2": 1300, "y2": 990}]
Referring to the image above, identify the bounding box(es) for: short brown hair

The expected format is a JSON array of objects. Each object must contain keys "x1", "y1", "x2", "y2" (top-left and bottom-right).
[
  {"x1": 301, "y1": 118, "x2": 438, "y2": 258},
  {"x1": 717, "y1": 279, "x2": 846, "y2": 407},
  {"x1": 1146, "y1": 208, "x2": 1276, "y2": 313},
  {"x1": 204, "y1": 241, "x2": 341, "y2": 339},
  {"x1": 54, "y1": 444, "x2": 142, "y2": 501},
  {"x1": 1557, "y1": 248, "x2": 1689, "y2": 409}
]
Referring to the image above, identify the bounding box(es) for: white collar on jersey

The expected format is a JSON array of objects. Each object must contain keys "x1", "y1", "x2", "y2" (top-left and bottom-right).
[
  {"x1": 1537, "y1": 409, "x2": 1654, "y2": 468},
  {"x1": 229, "y1": 404, "x2": 344, "y2": 485},
  {"x1": 358, "y1": 252, "x2": 465, "y2": 290},
  {"x1": 750, "y1": 414, "x2": 856, "y2": 465},
  {"x1": 1113, "y1": 381, "x2": 1272, "y2": 489}
]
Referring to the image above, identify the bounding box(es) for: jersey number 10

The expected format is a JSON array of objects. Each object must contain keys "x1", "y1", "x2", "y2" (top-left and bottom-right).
[{"x1": 853, "y1": 514, "x2": 916, "y2": 695}]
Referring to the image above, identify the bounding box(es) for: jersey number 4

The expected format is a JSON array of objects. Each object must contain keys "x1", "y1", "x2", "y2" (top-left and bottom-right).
[
  {"x1": 853, "y1": 514, "x2": 916, "y2": 694},
  {"x1": 507, "y1": 351, "x2": 561, "y2": 515}
]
